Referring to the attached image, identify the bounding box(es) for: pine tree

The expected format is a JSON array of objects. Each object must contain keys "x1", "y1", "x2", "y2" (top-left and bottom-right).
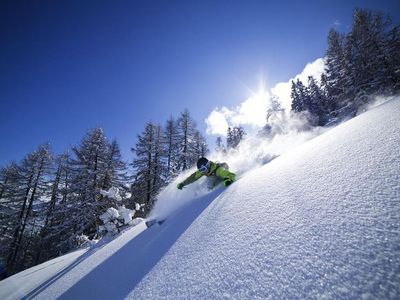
[
  {"x1": 193, "y1": 131, "x2": 209, "y2": 158},
  {"x1": 290, "y1": 80, "x2": 301, "y2": 112},
  {"x1": 151, "y1": 125, "x2": 167, "y2": 202},
  {"x1": 176, "y1": 109, "x2": 198, "y2": 171},
  {"x1": 0, "y1": 163, "x2": 20, "y2": 265},
  {"x1": 339, "y1": 8, "x2": 399, "y2": 109},
  {"x1": 5, "y1": 145, "x2": 52, "y2": 273},
  {"x1": 291, "y1": 8, "x2": 400, "y2": 124},
  {"x1": 307, "y1": 76, "x2": 329, "y2": 125},
  {"x1": 0, "y1": 163, "x2": 19, "y2": 202},
  {"x1": 291, "y1": 79, "x2": 310, "y2": 113},
  {"x1": 131, "y1": 123, "x2": 166, "y2": 214},
  {"x1": 385, "y1": 24, "x2": 400, "y2": 92},
  {"x1": 164, "y1": 117, "x2": 180, "y2": 180},
  {"x1": 320, "y1": 73, "x2": 337, "y2": 114},
  {"x1": 0, "y1": 131, "x2": 132, "y2": 274},
  {"x1": 324, "y1": 29, "x2": 350, "y2": 111},
  {"x1": 34, "y1": 153, "x2": 73, "y2": 264},
  {"x1": 227, "y1": 126, "x2": 246, "y2": 149},
  {"x1": 345, "y1": 9, "x2": 381, "y2": 105},
  {"x1": 101, "y1": 140, "x2": 129, "y2": 196},
  {"x1": 70, "y1": 128, "x2": 111, "y2": 238},
  {"x1": 43, "y1": 152, "x2": 76, "y2": 257}
]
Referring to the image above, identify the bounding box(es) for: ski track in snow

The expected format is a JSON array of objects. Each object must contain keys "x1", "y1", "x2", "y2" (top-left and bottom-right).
[
  {"x1": 128, "y1": 98, "x2": 400, "y2": 299},
  {"x1": 0, "y1": 97, "x2": 399, "y2": 299}
]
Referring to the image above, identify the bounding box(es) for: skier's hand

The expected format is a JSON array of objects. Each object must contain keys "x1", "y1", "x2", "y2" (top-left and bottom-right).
[
  {"x1": 224, "y1": 179, "x2": 233, "y2": 186},
  {"x1": 177, "y1": 183, "x2": 184, "y2": 190}
]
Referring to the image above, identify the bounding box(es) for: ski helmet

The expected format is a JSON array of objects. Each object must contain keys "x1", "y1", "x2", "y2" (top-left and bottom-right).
[{"x1": 197, "y1": 157, "x2": 209, "y2": 169}]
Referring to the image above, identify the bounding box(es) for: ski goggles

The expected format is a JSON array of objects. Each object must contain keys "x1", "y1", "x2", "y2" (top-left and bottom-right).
[{"x1": 198, "y1": 161, "x2": 211, "y2": 174}]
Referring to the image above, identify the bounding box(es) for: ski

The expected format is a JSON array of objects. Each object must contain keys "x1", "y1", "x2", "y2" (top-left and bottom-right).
[{"x1": 145, "y1": 218, "x2": 166, "y2": 228}]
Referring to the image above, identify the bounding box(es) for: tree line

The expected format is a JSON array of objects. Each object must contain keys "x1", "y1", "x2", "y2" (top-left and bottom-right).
[
  {"x1": 0, "y1": 109, "x2": 207, "y2": 278},
  {"x1": 215, "y1": 126, "x2": 247, "y2": 153},
  {"x1": 131, "y1": 109, "x2": 208, "y2": 214},
  {"x1": 2, "y1": 6, "x2": 397, "y2": 279},
  {"x1": 290, "y1": 8, "x2": 400, "y2": 125}
]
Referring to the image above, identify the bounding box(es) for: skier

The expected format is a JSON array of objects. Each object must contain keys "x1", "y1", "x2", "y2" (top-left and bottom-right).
[{"x1": 177, "y1": 157, "x2": 236, "y2": 190}]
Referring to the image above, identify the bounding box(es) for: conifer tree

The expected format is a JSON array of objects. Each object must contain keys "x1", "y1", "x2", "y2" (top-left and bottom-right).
[
  {"x1": 307, "y1": 76, "x2": 330, "y2": 125},
  {"x1": 5, "y1": 145, "x2": 52, "y2": 273},
  {"x1": 70, "y1": 128, "x2": 111, "y2": 238},
  {"x1": 34, "y1": 153, "x2": 72, "y2": 264},
  {"x1": 385, "y1": 24, "x2": 400, "y2": 91},
  {"x1": 101, "y1": 140, "x2": 129, "y2": 198},
  {"x1": 43, "y1": 153, "x2": 77, "y2": 257},
  {"x1": 164, "y1": 117, "x2": 180, "y2": 179},
  {"x1": 291, "y1": 79, "x2": 310, "y2": 113},
  {"x1": 323, "y1": 8, "x2": 400, "y2": 116},
  {"x1": 131, "y1": 123, "x2": 166, "y2": 214},
  {"x1": 0, "y1": 131, "x2": 132, "y2": 273},
  {"x1": 0, "y1": 163, "x2": 19, "y2": 202},
  {"x1": 0, "y1": 163, "x2": 20, "y2": 265},
  {"x1": 151, "y1": 125, "x2": 166, "y2": 201},
  {"x1": 176, "y1": 109, "x2": 198, "y2": 171},
  {"x1": 194, "y1": 131, "x2": 209, "y2": 158},
  {"x1": 227, "y1": 126, "x2": 246, "y2": 149},
  {"x1": 290, "y1": 80, "x2": 301, "y2": 112}
]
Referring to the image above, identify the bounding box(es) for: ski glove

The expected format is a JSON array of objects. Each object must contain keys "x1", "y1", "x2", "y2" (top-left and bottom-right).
[
  {"x1": 177, "y1": 183, "x2": 184, "y2": 190},
  {"x1": 224, "y1": 179, "x2": 233, "y2": 186}
]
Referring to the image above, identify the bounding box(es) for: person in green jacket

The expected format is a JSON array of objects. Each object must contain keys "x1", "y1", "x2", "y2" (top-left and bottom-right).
[{"x1": 177, "y1": 157, "x2": 236, "y2": 190}]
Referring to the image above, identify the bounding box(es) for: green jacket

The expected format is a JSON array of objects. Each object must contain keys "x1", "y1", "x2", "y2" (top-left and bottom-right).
[{"x1": 179, "y1": 161, "x2": 235, "y2": 187}]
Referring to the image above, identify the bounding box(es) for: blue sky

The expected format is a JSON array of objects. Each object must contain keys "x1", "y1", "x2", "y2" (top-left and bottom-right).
[{"x1": 1, "y1": 0, "x2": 399, "y2": 166}]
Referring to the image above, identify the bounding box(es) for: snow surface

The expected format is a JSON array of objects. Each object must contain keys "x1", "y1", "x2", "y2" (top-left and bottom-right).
[
  {"x1": 0, "y1": 249, "x2": 87, "y2": 300},
  {"x1": 0, "y1": 97, "x2": 399, "y2": 299},
  {"x1": 129, "y1": 97, "x2": 400, "y2": 299}
]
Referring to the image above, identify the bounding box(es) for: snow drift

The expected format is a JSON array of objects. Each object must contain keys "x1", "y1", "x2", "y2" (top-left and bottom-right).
[{"x1": 0, "y1": 97, "x2": 399, "y2": 299}]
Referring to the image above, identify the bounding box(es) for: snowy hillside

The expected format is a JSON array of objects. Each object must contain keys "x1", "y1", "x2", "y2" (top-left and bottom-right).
[
  {"x1": 129, "y1": 97, "x2": 400, "y2": 299},
  {"x1": 1, "y1": 97, "x2": 399, "y2": 299}
]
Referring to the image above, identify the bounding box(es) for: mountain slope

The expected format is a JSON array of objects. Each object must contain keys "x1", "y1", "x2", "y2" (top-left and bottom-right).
[
  {"x1": 1, "y1": 97, "x2": 399, "y2": 299},
  {"x1": 129, "y1": 98, "x2": 400, "y2": 299}
]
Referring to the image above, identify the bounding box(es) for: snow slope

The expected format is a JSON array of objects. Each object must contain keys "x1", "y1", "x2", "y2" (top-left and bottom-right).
[
  {"x1": 130, "y1": 97, "x2": 400, "y2": 299},
  {"x1": 1, "y1": 97, "x2": 399, "y2": 299},
  {"x1": 0, "y1": 249, "x2": 87, "y2": 299}
]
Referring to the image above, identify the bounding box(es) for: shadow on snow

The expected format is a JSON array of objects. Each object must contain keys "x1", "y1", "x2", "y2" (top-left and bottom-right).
[{"x1": 53, "y1": 187, "x2": 225, "y2": 299}]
